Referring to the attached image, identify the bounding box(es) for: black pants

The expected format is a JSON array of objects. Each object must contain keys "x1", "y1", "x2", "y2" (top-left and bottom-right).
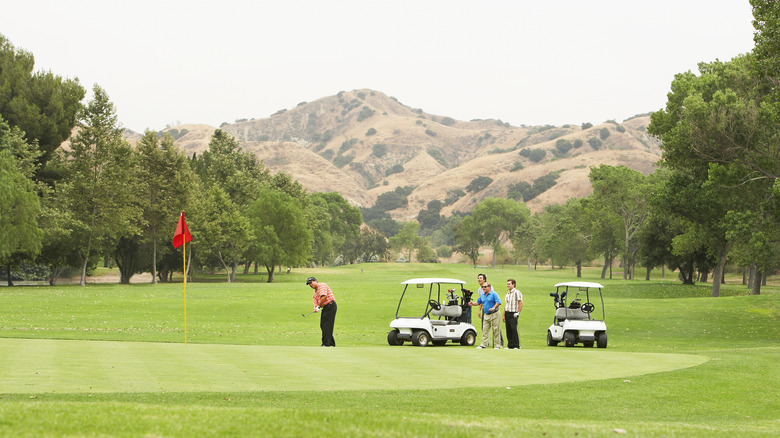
[
  {"x1": 504, "y1": 311, "x2": 519, "y2": 349},
  {"x1": 320, "y1": 301, "x2": 337, "y2": 346}
]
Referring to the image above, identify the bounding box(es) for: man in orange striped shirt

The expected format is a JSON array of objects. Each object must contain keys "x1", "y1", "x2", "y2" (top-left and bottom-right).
[{"x1": 307, "y1": 277, "x2": 337, "y2": 347}]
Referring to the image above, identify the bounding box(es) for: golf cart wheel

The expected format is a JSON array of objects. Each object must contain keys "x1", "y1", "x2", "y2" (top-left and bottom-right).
[
  {"x1": 387, "y1": 330, "x2": 404, "y2": 346},
  {"x1": 596, "y1": 332, "x2": 607, "y2": 348},
  {"x1": 412, "y1": 330, "x2": 430, "y2": 347},
  {"x1": 460, "y1": 330, "x2": 476, "y2": 346},
  {"x1": 563, "y1": 331, "x2": 576, "y2": 348},
  {"x1": 432, "y1": 339, "x2": 448, "y2": 346},
  {"x1": 546, "y1": 331, "x2": 558, "y2": 347}
]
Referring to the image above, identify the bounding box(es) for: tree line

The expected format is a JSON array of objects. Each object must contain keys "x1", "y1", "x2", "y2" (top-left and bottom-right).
[{"x1": 3, "y1": 0, "x2": 780, "y2": 294}]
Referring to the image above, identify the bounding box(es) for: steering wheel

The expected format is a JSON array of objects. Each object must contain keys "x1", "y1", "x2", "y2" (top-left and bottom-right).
[
  {"x1": 428, "y1": 300, "x2": 441, "y2": 311},
  {"x1": 581, "y1": 302, "x2": 595, "y2": 313}
]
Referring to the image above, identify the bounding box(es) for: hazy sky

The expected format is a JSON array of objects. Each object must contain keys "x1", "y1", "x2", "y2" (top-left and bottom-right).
[{"x1": 1, "y1": 1, "x2": 757, "y2": 133}]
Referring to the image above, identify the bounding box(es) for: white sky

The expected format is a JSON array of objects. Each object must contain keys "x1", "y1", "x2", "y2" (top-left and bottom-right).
[{"x1": 1, "y1": 0, "x2": 757, "y2": 133}]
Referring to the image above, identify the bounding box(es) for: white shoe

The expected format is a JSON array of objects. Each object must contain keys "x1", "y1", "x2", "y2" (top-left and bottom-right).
[
  {"x1": 476, "y1": 346, "x2": 485, "y2": 349},
  {"x1": 494, "y1": 346, "x2": 501, "y2": 349}
]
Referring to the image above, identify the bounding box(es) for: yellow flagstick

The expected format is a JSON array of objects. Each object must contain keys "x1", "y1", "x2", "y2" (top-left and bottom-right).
[{"x1": 183, "y1": 240, "x2": 187, "y2": 345}]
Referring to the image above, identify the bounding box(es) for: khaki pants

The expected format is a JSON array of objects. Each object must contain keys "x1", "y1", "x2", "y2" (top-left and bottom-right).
[{"x1": 480, "y1": 311, "x2": 501, "y2": 348}]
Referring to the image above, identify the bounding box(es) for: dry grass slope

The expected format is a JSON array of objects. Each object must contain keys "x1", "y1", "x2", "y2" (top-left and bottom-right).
[{"x1": 162, "y1": 89, "x2": 660, "y2": 218}]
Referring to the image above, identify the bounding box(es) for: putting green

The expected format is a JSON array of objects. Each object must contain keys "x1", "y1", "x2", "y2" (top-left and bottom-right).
[{"x1": 0, "y1": 338, "x2": 708, "y2": 393}]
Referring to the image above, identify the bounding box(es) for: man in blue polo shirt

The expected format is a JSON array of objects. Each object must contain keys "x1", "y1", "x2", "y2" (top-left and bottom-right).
[{"x1": 469, "y1": 282, "x2": 502, "y2": 349}]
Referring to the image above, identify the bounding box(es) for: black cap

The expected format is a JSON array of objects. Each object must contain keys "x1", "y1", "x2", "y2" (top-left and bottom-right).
[{"x1": 306, "y1": 277, "x2": 316, "y2": 285}]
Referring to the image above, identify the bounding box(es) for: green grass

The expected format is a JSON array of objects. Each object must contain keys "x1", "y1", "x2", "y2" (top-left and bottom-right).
[{"x1": 1, "y1": 264, "x2": 778, "y2": 437}]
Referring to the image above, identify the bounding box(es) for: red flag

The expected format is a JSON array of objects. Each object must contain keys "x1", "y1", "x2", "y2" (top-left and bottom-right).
[{"x1": 172, "y1": 211, "x2": 193, "y2": 249}]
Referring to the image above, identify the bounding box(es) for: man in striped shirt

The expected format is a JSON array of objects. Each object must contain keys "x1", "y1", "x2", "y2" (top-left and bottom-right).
[
  {"x1": 503, "y1": 278, "x2": 523, "y2": 349},
  {"x1": 307, "y1": 277, "x2": 337, "y2": 347}
]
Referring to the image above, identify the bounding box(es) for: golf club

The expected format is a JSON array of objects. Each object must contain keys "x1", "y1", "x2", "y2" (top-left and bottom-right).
[{"x1": 301, "y1": 310, "x2": 316, "y2": 317}]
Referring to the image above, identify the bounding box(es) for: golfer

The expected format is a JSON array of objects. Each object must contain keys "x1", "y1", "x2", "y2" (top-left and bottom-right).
[
  {"x1": 306, "y1": 277, "x2": 337, "y2": 347},
  {"x1": 470, "y1": 282, "x2": 502, "y2": 349},
  {"x1": 503, "y1": 279, "x2": 523, "y2": 349}
]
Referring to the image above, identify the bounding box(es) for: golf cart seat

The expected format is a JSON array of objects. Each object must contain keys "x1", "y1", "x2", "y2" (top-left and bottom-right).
[
  {"x1": 555, "y1": 307, "x2": 590, "y2": 320},
  {"x1": 431, "y1": 305, "x2": 462, "y2": 318}
]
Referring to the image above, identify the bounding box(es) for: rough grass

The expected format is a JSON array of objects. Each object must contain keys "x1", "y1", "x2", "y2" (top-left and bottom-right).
[{"x1": 0, "y1": 264, "x2": 778, "y2": 437}]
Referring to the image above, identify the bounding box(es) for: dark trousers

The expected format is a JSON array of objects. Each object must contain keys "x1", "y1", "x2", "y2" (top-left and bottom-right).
[
  {"x1": 504, "y1": 311, "x2": 519, "y2": 349},
  {"x1": 320, "y1": 301, "x2": 337, "y2": 346}
]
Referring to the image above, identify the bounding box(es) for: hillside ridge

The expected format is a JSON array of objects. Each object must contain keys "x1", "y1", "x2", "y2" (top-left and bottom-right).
[{"x1": 163, "y1": 89, "x2": 661, "y2": 218}]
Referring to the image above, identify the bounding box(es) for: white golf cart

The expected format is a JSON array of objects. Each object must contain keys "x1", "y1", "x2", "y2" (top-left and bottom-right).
[
  {"x1": 387, "y1": 278, "x2": 478, "y2": 347},
  {"x1": 546, "y1": 281, "x2": 608, "y2": 348}
]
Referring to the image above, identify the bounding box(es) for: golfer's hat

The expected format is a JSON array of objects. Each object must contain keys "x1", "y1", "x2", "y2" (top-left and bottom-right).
[{"x1": 306, "y1": 276, "x2": 317, "y2": 285}]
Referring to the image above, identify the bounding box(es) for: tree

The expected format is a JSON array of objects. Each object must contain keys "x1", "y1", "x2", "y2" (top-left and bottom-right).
[
  {"x1": 537, "y1": 199, "x2": 590, "y2": 276},
  {"x1": 65, "y1": 85, "x2": 141, "y2": 286},
  {"x1": 471, "y1": 198, "x2": 530, "y2": 268},
  {"x1": 454, "y1": 215, "x2": 483, "y2": 266},
  {"x1": 137, "y1": 131, "x2": 195, "y2": 283},
  {"x1": 246, "y1": 188, "x2": 311, "y2": 282},
  {"x1": 190, "y1": 186, "x2": 252, "y2": 282},
  {"x1": 310, "y1": 192, "x2": 362, "y2": 264},
  {"x1": 390, "y1": 222, "x2": 423, "y2": 262},
  {"x1": 0, "y1": 34, "x2": 85, "y2": 182},
  {"x1": 193, "y1": 129, "x2": 268, "y2": 209},
  {"x1": 589, "y1": 165, "x2": 652, "y2": 280},
  {"x1": 0, "y1": 149, "x2": 41, "y2": 283}
]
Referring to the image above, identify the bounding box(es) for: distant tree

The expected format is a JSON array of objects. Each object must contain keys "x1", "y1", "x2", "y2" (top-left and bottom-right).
[
  {"x1": 555, "y1": 139, "x2": 572, "y2": 154},
  {"x1": 599, "y1": 127, "x2": 611, "y2": 140},
  {"x1": 472, "y1": 198, "x2": 530, "y2": 268},
  {"x1": 454, "y1": 215, "x2": 482, "y2": 266},
  {"x1": 440, "y1": 117, "x2": 456, "y2": 126},
  {"x1": 581, "y1": 122, "x2": 593, "y2": 130},
  {"x1": 372, "y1": 143, "x2": 387, "y2": 157},
  {"x1": 246, "y1": 188, "x2": 311, "y2": 282},
  {"x1": 466, "y1": 176, "x2": 493, "y2": 192},
  {"x1": 390, "y1": 222, "x2": 423, "y2": 261},
  {"x1": 365, "y1": 128, "x2": 377, "y2": 136},
  {"x1": 0, "y1": 148, "x2": 42, "y2": 277},
  {"x1": 588, "y1": 137, "x2": 602, "y2": 150},
  {"x1": 373, "y1": 191, "x2": 408, "y2": 211},
  {"x1": 190, "y1": 185, "x2": 252, "y2": 282}
]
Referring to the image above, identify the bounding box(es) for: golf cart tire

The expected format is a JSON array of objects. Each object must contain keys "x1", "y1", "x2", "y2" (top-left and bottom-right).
[
  {"x1": 412, "y1": 330, "x2": 430, "y2": 347},
  {"x1": 596, "y1": 332, "x2": 607, "y2": 348},
  {"x1": 564, "y1": 331, "x2": 576, "y2": 347},
  {"x1": 460, "y1": 330, "x2": 477, "y2": 346},
  {"x1": 432, "y1": 339, "x2": 448, "y2": 346},
  {"x1": 387, "y1": 330, "x2": 404, "y2": 346},
  {"x1": 546, "y1": 331, "x2": 558, "y2": 346}
]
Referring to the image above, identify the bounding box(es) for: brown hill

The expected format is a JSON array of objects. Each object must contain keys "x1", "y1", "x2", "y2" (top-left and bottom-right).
[{"x1": 165, "y1": 89, "x2": 661, "y2": 218}]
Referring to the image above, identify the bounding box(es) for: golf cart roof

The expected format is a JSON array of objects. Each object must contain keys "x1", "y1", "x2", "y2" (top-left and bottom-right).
[
  {"x1": 554, "y1": 281, "x2": 604, "y2": 289},
  {"x1": 401, "y1": 278, "x2": 466, "y2": 285}
]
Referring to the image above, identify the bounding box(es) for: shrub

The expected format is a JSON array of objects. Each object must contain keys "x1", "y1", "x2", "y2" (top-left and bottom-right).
[
  {"x1": 357, "y1": 106, "x2": 375, "y2": 121},
  {"x1": 555, "y1": 139, "x2": 572, "y2": 154},
  {"x1": 373, "y1": 191, "x2": 408, "y2": 211},
  {"x1": 365, "y1": 128, "x2": 377, "y2": 136},
  {"x1": 425, "y1": 129, "x2": 437, "y2": 137},
  {"x1": 339, "y1": 138, "x2": 357, "y2": 154},
  {"x1": 445, "y1": 189, "x2": 465, "y2": 205},
  {"x1": 385, "y1": 164, "x2": 404, "y2": 176},
  {"x1": 588, "y1": 137, "x2": 602, "y2": 150},
  {"x1": 257, "y1": 134, "x2": 270, "y2": 142},
  {"x1": 372, "y1": 143, "x2": 387, "y2": 158},
  {"x1": 320, "y1": 149, "x2": 334, "y2": 160},
  {"x1": 426, "y1": 148, "x2": 446, "y2": 166},
  {"x1": 322, "y1": 130, "x2": 333, "y2": 143},
  {"x1": 271, "y1": 108, "x2": 287, "y2": 116},
  {"x1": 528, "y1": 148, "x2": 546, "y2": 162},
  {"x1": 357, "y1": 91, "x2": 367, "y2": 100},
  {"x1": 507, "y1": 181, "x2": 532, "y2": 201},
  {"x1": 440, "y1": 117, "x2": 456, "y2": 126},
  {"x1": 510, "y1": 161, "x2": 524, "y2": 172},
  {"x1": 581, "y1": 122, "x2": 593, "y2": 130},
  {"x1": 466, "y1": 176, "x2": 493, "y2": 192},
  {"x1": 573, "y1": 139, "x2": 583, "y2": 148},
  {"x1": 616, "y1": 125, "x2": 626, "y2": 133},
  {"x1": 436, "y1": 245, "x2": 453, "y2": 258},
  {"x1": 600, "y1": 127, "x2": 611, "y2": 140},
  {"x1": 333, "y1": 154, "x2": 354, "y2": 168}
]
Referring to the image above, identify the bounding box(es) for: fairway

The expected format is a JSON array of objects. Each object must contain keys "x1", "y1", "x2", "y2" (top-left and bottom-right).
[{"x1": 0, "y1": 338, "x2": 707, "y2": 393}]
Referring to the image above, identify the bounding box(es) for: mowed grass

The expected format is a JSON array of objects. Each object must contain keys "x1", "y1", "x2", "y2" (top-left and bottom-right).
[{"x1": 0, "y1": 264, "x2": 779, "y2": 437}]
